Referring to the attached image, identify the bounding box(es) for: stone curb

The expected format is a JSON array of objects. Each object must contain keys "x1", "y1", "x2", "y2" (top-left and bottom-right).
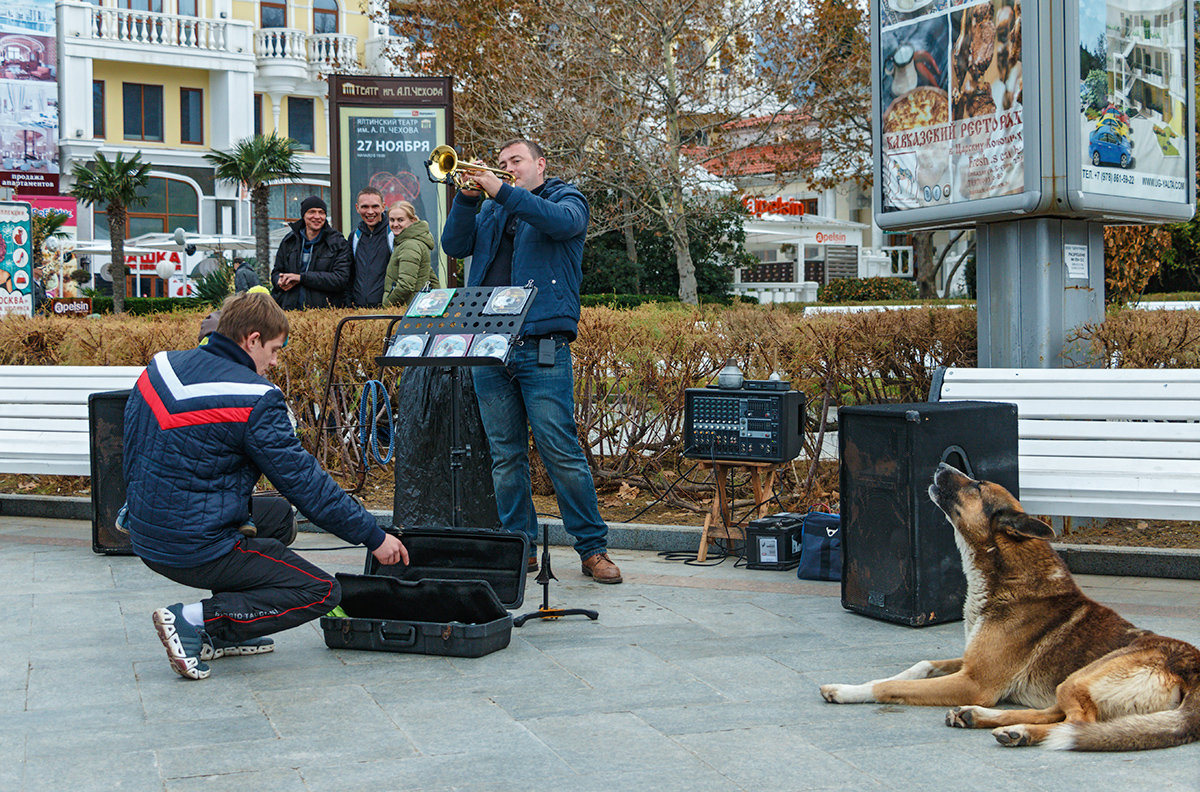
[{"x1": 4, "y1": 493, "x2": 1199, "y2": 580}]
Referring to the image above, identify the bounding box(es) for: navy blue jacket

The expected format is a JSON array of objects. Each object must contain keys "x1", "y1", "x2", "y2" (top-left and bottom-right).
[
  {"x1": 123, "y1": 333, "x2": 386, "y2": 567},
  {"x1": 271, "y1": 220, "x2": 351, "y2": 310},
  {"x1": 441, "y1": 178, "x2": 588, "y2": 339}
]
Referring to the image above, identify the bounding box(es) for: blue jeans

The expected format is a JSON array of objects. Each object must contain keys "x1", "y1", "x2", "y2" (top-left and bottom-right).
[{"x1": 472, "y1": 338, "x2": 607, "y2": 560}]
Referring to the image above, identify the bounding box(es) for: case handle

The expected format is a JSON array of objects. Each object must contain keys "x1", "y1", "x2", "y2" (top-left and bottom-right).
[{"x1": 379, "y1": 625, "x2": 418, "y2": 647}]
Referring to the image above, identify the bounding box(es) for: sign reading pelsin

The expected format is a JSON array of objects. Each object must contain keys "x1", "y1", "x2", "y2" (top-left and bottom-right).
[{"x1": 0, "y1": 0, "x2": 59, "y2": 195}]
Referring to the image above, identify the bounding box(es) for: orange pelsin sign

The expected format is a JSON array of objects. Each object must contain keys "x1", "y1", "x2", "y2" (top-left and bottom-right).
[
  {"x1": 742, "y1": 196, "x2": 808, "y2": 217},
  {"x1": 49, "y1": 297, "x2": 92, "y2": 317}
]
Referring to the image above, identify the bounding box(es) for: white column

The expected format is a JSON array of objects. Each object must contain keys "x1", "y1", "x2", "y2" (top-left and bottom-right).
[{"x1": 210, "y1": 70, "x2": 255, "y2": 151}]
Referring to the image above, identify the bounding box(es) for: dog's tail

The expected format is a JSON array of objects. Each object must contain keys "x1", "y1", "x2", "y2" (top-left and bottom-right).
[{"x1": 1044, "y1": 686, "x2": 1200, "y2": 752}]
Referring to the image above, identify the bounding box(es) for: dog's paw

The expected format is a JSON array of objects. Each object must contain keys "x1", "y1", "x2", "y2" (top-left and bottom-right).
[
  {"x1": 819, "y1": 684, "x2": 844, "y2": 703},
  {"x1": 992, "y1": 725, "x2": 1033, "y2": 747},
  {"x1": 820, "y1": 683, "x2": 874, "y2": 703},
  {"x1": 945, "y1": 706, "x2": 976, "y2": 728}
]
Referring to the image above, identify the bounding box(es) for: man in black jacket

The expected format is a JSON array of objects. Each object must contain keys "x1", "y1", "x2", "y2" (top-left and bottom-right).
[
  {"x1": 271, "y1": 196, "x2": 350, "y2": 310},
  {"x1": 347, "y1": 187, "x2": 393, "y2": 307}
]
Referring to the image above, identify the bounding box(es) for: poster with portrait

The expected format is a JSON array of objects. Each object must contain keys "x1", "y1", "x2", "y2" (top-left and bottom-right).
[
  {"x1": 879, "y1": 0, "x2": 1024, "y2": 211},
  {"x1": 0, "y1": 201, "x2": 34, "y2": 318},
  {"x1": 331, "y1": 76, "x2": 452, "y2": 286},
  {"x1": 1077, "y1": 0, "x2": 1188, "y2": 204},
  {"x1": 0, "y1": 0, "x2": 59, "y2": 194}
]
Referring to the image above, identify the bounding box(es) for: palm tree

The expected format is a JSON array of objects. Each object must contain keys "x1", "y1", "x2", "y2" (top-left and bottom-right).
[
  {"x1": 69, "y1": 152, "x2": 152, "y2": 314},
  {"x1": 205, "y1": 132, "x2": 303, "y2": 274}
]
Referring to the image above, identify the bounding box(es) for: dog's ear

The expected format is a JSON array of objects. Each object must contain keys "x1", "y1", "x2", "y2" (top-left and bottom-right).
[{"x1": 993, "y1": 509, "x2": 1055, "y2": 540}]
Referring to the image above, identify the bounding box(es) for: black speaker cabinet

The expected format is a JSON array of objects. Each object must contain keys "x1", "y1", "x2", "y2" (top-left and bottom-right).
[
  {"x1": 89, "y1": 389, "x2": 133, "y2": 555},
  {"x1": 838, "y1": 401, "x2": 1018, "y2": 626}
]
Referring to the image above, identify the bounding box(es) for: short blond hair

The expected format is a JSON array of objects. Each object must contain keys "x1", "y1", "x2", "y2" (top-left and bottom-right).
[
  {"x1": 389, "y1": 201, "x2": 418, "y2": 222},
  {"x1": 216, "y1": 291, "x2": 289, "y2": 345}
]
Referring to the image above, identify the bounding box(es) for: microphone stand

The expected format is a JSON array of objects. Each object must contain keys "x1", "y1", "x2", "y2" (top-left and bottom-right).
[{"x1": 513, "y1": 521, "x2": 598, "y2": 627}]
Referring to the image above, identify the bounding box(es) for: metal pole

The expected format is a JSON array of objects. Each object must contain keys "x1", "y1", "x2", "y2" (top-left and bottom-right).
[{"x1": 975, "y1": 218, "x2": 1106, "y2": 367}]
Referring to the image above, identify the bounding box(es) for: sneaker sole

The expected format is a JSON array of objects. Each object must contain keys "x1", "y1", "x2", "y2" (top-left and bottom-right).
[
  {"x1": 201, "y1": 642, "x2": 275, "y2": 661},
  {"x1": 152, "y1": 608, "x2": 210, "y2": 680}
]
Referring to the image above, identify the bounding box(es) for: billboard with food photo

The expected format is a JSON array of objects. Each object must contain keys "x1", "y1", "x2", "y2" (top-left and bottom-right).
[
  {"x1": 1076, "y1": 0, "x2": 1189, "y2": 204},
  {"x1": 879, "y1": 0, "x2": 1024, "y2": 213}
]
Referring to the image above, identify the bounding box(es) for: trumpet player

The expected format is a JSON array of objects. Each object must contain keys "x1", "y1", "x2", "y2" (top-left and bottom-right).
[{"x1": 441, "y1": 138, "x2": 622, "y2": 584}]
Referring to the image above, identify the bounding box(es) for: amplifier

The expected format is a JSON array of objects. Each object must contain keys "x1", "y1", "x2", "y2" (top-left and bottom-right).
[{"x1": 683, "y1": 385, "x2": 805, "y2": 463}]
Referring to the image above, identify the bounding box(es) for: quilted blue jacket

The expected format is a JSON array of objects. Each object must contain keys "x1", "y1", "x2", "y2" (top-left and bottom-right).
[
  {"x1": 123, "y1": 333, "x2": 385, "y2": 567},
  {"x1": 441, "y1": 178, "x2": 589, "y2": 340}
]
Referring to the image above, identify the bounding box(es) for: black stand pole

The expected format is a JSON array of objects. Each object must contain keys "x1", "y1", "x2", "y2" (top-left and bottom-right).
[
  {"x1": 448, "y1": 367, "x2": 465, "y2": 528},
  {"x1": 513, "y1": 521, "x2": 598, "y2": 627}
]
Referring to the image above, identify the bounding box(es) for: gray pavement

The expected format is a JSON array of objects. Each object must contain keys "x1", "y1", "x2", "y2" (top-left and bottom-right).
[{"x1": 2, "y1": 514, "x2": 1199, "y2": 792}]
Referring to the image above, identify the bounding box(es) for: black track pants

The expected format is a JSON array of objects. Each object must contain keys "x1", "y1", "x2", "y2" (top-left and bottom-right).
[{"x1": 144, "y1": 537, "x2": 341, "y2": 643}]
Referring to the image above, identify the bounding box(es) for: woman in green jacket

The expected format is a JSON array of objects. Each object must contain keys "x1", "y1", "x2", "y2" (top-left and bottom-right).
[{"x1": 382, "y1": 201, "x2": 437, "y2": 308}]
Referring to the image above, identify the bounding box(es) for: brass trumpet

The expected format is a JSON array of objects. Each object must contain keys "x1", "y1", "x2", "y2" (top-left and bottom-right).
[{"x1": 425, "y1": 145, "x2": 514, "y2": 189}]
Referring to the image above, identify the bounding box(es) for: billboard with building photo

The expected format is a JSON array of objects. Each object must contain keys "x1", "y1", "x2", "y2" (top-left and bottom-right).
[
  {"x1": 329, "y1": 76, "x2": 452, "y2": 285},
  {"x1": 0, "y1": 0, "x2": 59, "y2": 194},
  {"x1": 1077, "y1": 0, "x2": 1189, "y2": 204}
]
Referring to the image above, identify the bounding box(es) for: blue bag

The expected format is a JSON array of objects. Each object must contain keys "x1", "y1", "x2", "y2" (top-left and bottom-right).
[{"x1": 796, "y1": 510, "x2": 842, "y2": 581}]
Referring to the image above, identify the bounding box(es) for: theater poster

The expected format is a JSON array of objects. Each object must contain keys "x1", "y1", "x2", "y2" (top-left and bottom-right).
[
  {"x1": 0, "y1": 201, "x2": 34, "y2": 318},
  {"x1": 1077, "y1": 0, "x2": 1189, "y2": 204},
  {"x1": 329, "y1": 76, "x2": 452, "y2": 285},
  {"x1": 0, "y1": 0, "x2": 59, "y2": 194},
  {"x1": 879, "y1": 0, "x2": 1024, "y2": 211}
]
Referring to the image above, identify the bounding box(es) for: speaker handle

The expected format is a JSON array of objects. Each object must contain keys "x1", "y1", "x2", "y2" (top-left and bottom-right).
[{"x1": 940, "y1": 445, "x2": 974, "y2": 478}]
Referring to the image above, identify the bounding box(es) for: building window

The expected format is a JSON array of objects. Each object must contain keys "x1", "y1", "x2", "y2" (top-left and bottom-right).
[
  {"x1": 254, "y1": 93, "x2": 264, "y2": 135},
  {"x1": 123, "y1": 0, "x2": 164, "y2": 10},
  {"x1": 314, "y1": 0, "x2": 338, "y2": 33},
  {"x1": 93, "y1": 80, "x2": 105, "y2": 138},
  {"x1": 123, "y1": 83, "x2": 163, "y2": 142},
  {"x1": 177, "y1": 0, "x2": 196, "y2": 15},
  {"x1": 261, "y1": 0, "x2": 286, "y2": 28},
  {"x1": 269, "y1": 184, "x2": 331, "y2": 223},
  {"x1": 94, "y1": 176, "x2": 200, "y2": 238},
  {"x1": 180, "y1": 87, "x2": 203, "y2": 144},
  {"x1": 287, "y1": 97, "x2": 314, "y2": 151}
]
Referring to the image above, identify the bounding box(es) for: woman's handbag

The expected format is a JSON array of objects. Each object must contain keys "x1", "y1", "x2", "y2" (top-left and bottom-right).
[{"x1": 796, "y1": 509, "x2": 842, "y2": 581}]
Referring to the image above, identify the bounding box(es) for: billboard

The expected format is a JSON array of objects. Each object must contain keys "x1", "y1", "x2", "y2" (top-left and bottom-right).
[
  {"x1": 1071, "y1": 0, "x2": 1191, "y2": 211},
  {"x1": 0, "y1": 0, "x2": 59, "y2": 194},
  {"x1": 19, "y1": 195, "x2": 79, "y2": 298},
  {"x1": 0, "y1": 201, "x2": 34, "y2": 318},
  {"x1": 877, "y1": 0, "x2": 1032, "y2": 223},
  {"x1": 329, "y1": 76, "x2": 452, "y2": 285}
]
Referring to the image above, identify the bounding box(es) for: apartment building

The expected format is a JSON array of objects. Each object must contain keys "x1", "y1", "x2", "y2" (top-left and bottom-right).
[{"x1": 55, "y1": 0, "x2": 398, "y2": 269}]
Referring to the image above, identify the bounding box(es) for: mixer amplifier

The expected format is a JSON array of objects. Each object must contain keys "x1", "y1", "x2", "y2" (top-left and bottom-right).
[{"x1": 683, "y1": 385, "x2": 805, "y2": 463}]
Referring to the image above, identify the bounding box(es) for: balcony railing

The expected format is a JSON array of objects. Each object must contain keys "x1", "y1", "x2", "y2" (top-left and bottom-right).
[
  {"x1": 90, "y1": 6, "x2": 235, "y2": 51},
  {"x1": 256, "y1": 29, "x2": 361, "y2": 75}
]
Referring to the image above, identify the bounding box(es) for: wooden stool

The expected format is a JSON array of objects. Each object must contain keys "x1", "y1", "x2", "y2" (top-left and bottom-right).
[{"x1": 696, "y1": 460, "x2": 778, "y2": 562}]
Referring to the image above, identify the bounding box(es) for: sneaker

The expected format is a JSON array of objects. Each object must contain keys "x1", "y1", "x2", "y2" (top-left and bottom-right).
[
  {"x1": 114, "y1": 504, "x2": 130, "y2": 537},
  {"x1": 581, "y1": 552, "x2": 623, "y2": 584},
  {"x1": 237, "y1": 518, "x2": 257, "y2": 539},
  {"x1": 151, "y1": 604, "x2": 210, "y2": 680},
  {"x1": 201, "y1": 634, "x2": 275, "y2": 661}
]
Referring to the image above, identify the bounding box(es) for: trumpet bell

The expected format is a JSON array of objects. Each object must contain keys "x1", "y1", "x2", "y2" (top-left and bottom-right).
[{"x1": 424, "y1": 144, "x2": 514, "y2": 188}]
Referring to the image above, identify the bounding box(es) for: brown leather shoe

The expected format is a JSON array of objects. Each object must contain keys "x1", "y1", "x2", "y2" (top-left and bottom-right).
[
  {"x1": 527, "y1": 556, "x2": 539, "y2": 574},
  {"x1": 581, "y1": 552, "x2": 623, "y2": 584}
]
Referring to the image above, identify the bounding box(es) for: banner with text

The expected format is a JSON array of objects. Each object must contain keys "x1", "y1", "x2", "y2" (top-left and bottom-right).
[
  {"x1": 0, "y1": 0, "x2": 59, "y2": 194},
  {"x1": 0, "y1": 201, "x2": 34, "y2": 318}
]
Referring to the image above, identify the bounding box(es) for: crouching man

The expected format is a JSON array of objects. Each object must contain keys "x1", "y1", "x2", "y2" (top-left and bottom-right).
[{"x1": 123, "y1": 291, "x2": 407, "y2": 680}]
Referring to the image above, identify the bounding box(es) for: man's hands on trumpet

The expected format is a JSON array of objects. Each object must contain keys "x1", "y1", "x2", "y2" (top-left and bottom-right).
[{"x1": 458, "y1": 160, "x2": 506, "y2": 199}]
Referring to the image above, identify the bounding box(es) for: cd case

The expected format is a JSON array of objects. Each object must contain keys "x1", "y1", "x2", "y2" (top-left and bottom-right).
[
  {"x1": 406, "y1": 288, "x2": 456, "y2": 317},
  {"x1": 469, "y1": 334, "x2": 511, "y2": 361},
  {"x1": 430, "y1": 333, "x2": 472, "y2": 358},
  {"x1": 482, "y1": 287, "x2": 530, "y2": 315},
  {"x1": 385, "y1": 333, "x2": 429, "y2": 358}
]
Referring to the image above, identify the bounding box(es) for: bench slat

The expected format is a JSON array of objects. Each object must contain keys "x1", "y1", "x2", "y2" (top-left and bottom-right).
[
  {"x1": 1021, "y1": 438, "x2": 1200, "y2": 460},
  {"x1": 0, "y1": 404, "x2": 90, "y2": 420},
  {"x1": 0, "y1": 418, "x2": 90, "y2": 433},
  {"x1": 941, "y1": 367, "x2": 1200, "y2": 384},
  {"x1": 953, "y1": 398, "x2": 1200, "y2": 420},
  {"x1": 0, "y1": 459, "x2": 91, "y2": 476},
  {"x1": 1018, "y1": 419, "x2": 1200, "y2": 442}
]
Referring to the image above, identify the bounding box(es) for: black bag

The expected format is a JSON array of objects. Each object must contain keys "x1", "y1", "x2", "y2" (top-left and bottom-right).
[{"x1": 797, "y1": 510, "x2": 842, "y2": 581}]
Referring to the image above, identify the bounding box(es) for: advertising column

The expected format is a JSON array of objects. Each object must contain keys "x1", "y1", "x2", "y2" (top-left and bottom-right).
[
  {"x1": 0, "y1": 200, "x2": 34, "y2": 318},
  {"x1": 329, "y1": 76, "x2": 452, "y2": 285}
]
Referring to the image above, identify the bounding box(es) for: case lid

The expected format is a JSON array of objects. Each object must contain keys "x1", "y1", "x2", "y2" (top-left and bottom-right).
[{"x1": 365, "y1": 527, "x2": 529, "y2": 609}]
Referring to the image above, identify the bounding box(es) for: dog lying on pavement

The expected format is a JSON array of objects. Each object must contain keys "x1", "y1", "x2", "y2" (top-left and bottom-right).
[{"x1": 819, "y1": 462, "x2": 1200, "y2": 751}]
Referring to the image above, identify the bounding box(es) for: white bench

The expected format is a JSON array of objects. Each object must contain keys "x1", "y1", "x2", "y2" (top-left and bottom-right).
[
  {"x1": 929, "y1": 367, "x2": 1200, "y2": 521},
  {"x1": 0, "y1": 365, "x2": 144, "y2": 476}
]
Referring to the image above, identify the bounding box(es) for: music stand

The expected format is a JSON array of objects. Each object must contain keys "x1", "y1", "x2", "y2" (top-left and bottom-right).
[{"x1": 377, "y1": 286, "x2": 599, "y2": 626}]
